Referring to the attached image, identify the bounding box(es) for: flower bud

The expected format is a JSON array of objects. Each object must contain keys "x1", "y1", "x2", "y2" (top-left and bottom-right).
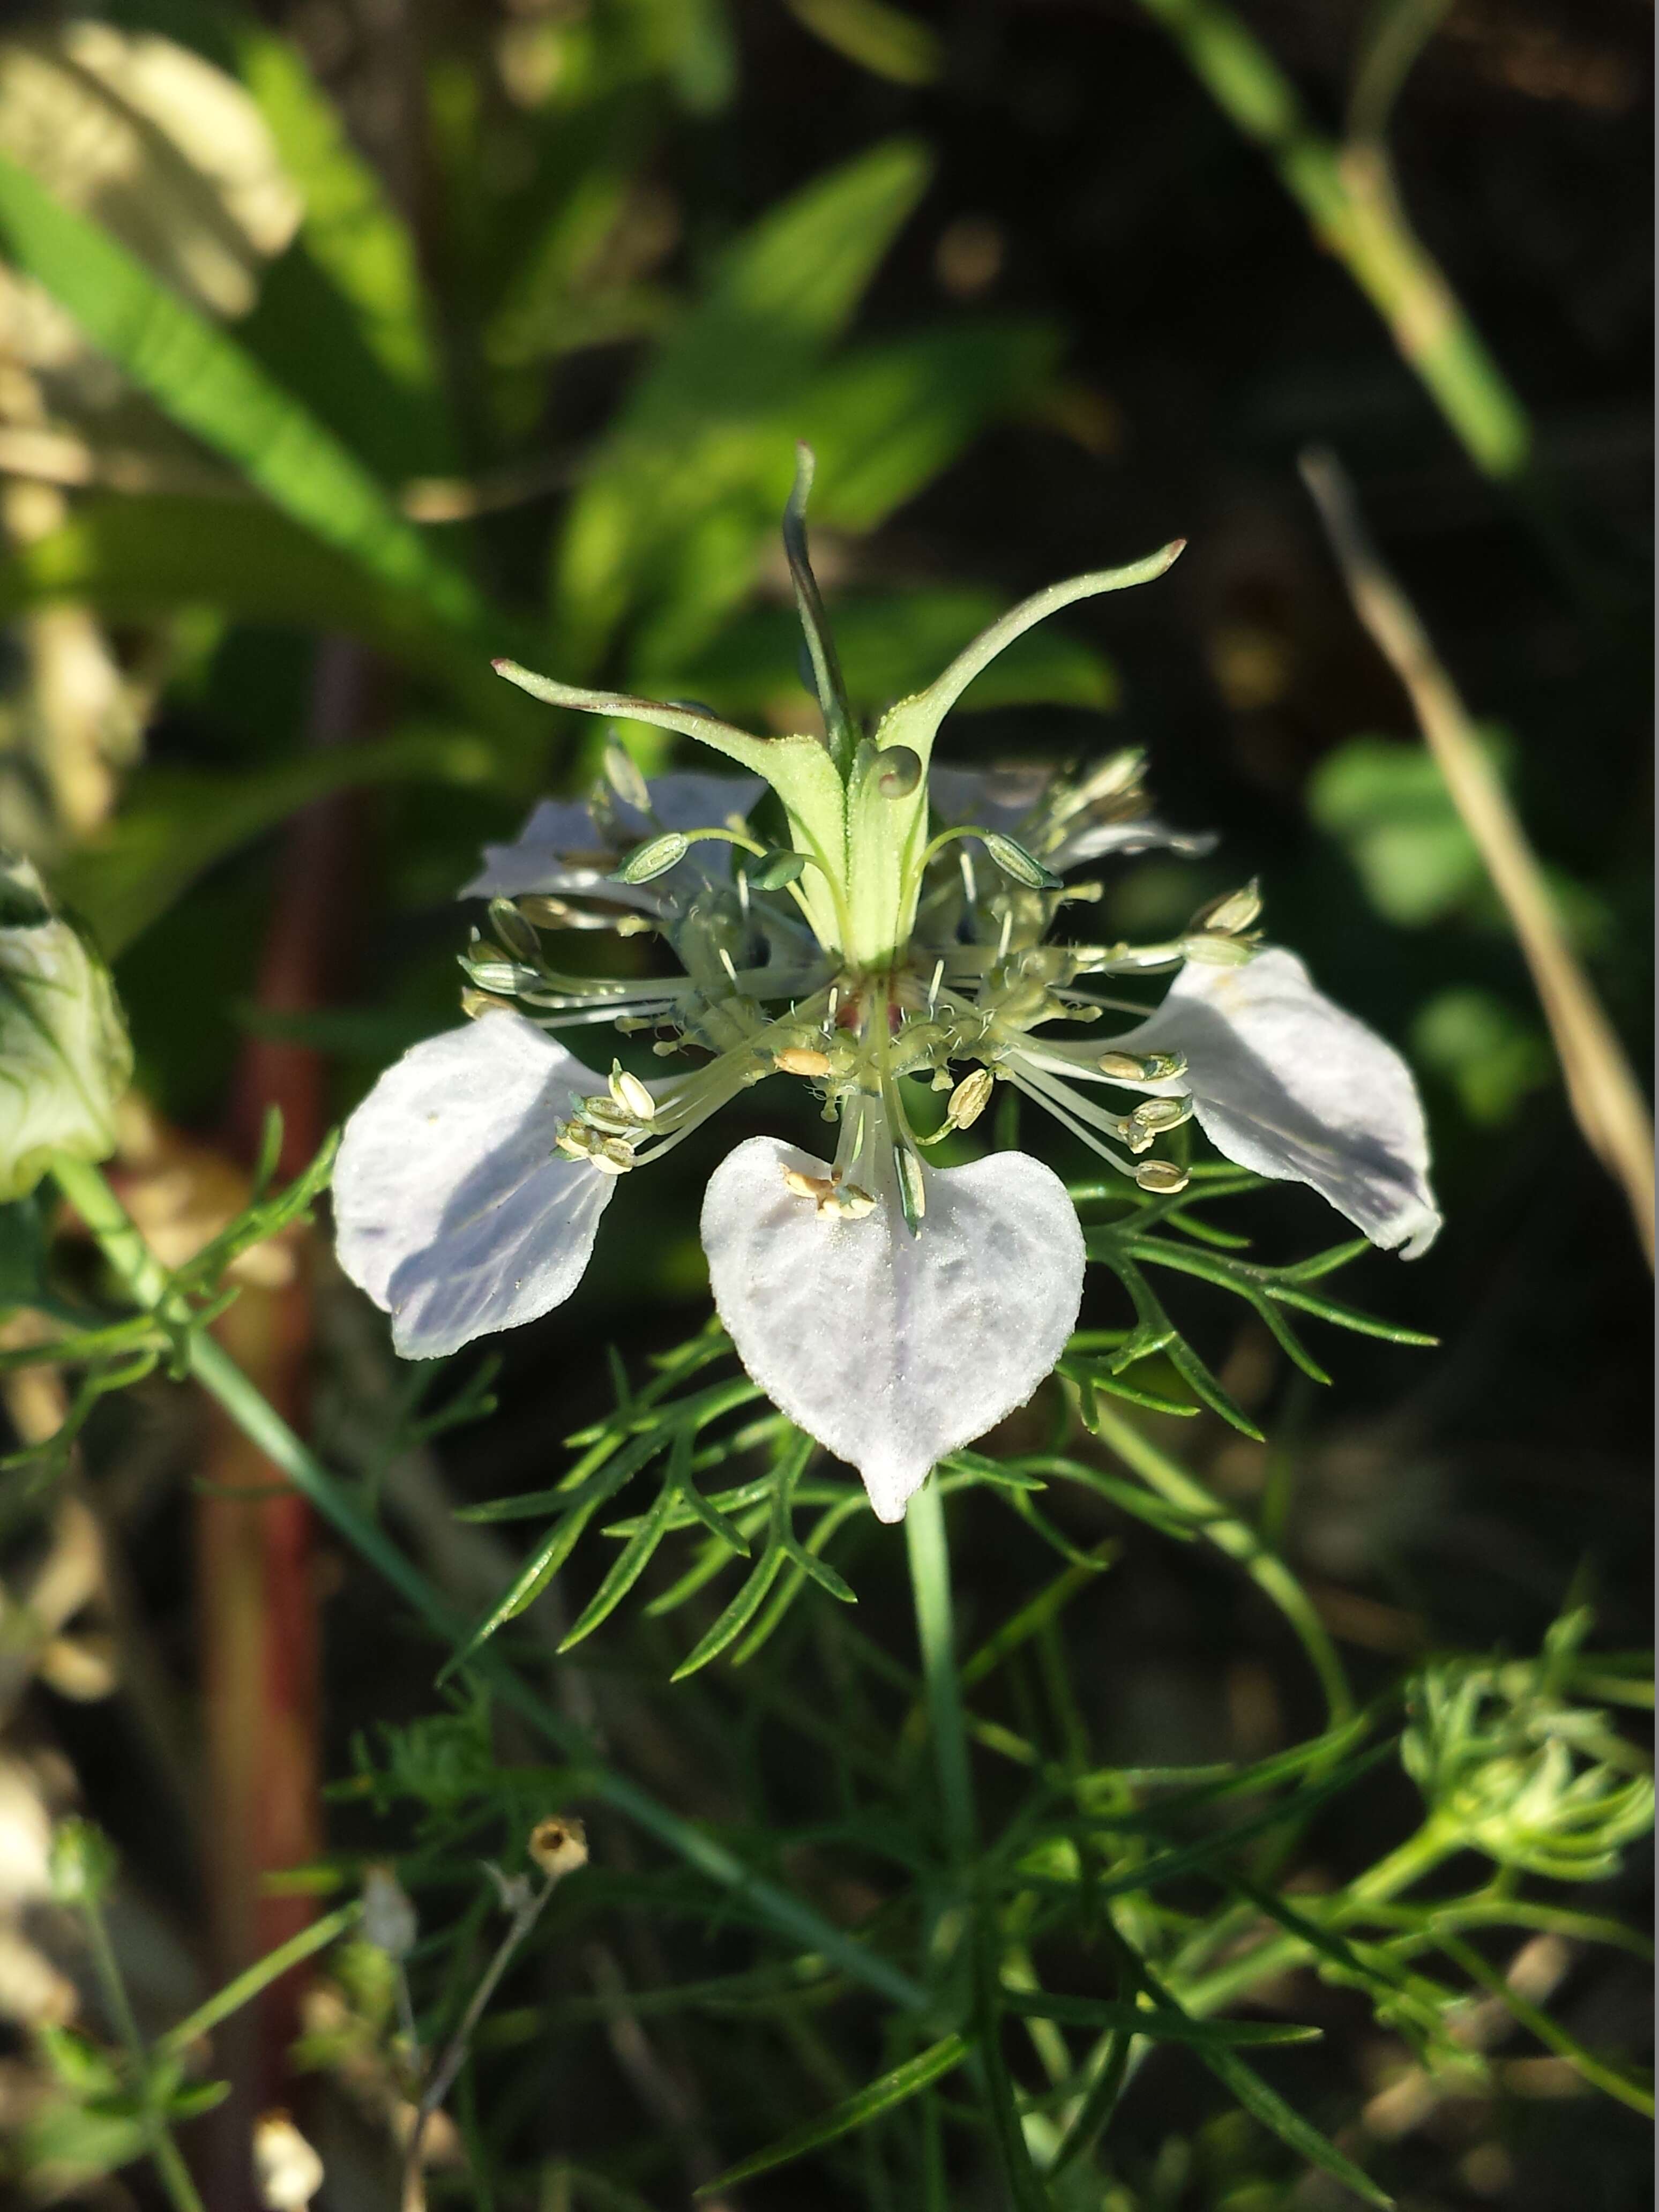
[
  {"x1": 611, "y1": 832, "x2": 688, "y2": 884},
  {"x1": 361, "y1": 1864, "x2": 417, "y2": 1960},
  {"x1": 983, "y1": 833, "x2": 1063, "y2": 892},
  {"x1": 528, "y1": 1814, "x2": 588, "y2": 1880},
  {"x1": 0, "y1": 856, "x2": 131, "y2": 1201},
  {"x1": 49, "y1": 1818, "x2": 118, "y2": 1907}
]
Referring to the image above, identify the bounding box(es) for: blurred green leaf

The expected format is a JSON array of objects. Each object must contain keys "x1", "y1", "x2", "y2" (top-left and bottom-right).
[
  {"x1": 550, "y1": 138, "x2": 931, "y2": 669},
  {"x1": 1412, "y1": 987, "x2": 1552, "y2": 1124},
  {"x1": 0, "y1": 150, "x2": 481, "y2": 634},
  {"x1": 800, "y1": 325, "x2": 1059, "y2": 529},
  {"x1": 1309, "y1": 734, "x2": 1486, "y2": 926},
  {"x1": 786, "y1": 0, "x2": 944, "y2": 85},
  {"x1": 102, "y1": 0, "x2": 452, "y2": 476},
  {"x1": 235, "y1": 27, "x2": 455, "y2": 478},
  {"x1": 0, "y1": 497, "x2": 524, "y2": 740},
  {"x1": 53, "y1": 728, "x2": 498, "y2": 958}
]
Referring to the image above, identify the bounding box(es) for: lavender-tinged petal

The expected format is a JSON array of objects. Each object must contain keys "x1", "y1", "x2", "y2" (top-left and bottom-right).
[
  {"x1": 333, "y1": 1015, "x2": 616, "y2": 1357},
  {"x1": 701, "y1": 1138, "x2": 1085, "y2": 1522}
]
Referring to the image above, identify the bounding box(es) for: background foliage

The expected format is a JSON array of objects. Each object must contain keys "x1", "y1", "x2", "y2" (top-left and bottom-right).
[{"x1": 0, "y1": 3, "x2": 1649, "y2": 2209}]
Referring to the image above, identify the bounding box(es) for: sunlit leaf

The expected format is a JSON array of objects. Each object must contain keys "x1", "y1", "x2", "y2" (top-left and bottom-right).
[{"x1": 0, "y1": 151, "x2": 482, "y2": 636}]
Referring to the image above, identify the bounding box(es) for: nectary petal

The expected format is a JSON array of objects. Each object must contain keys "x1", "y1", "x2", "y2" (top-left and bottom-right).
[
  {"x1": 333, "y1": 1014, "x2": 616, "y2": 1357},
  {"x1": 701, "y1": 1138, "x2": 1085, "y2": 1522},
  {"x1": 1116, "y1": 948, "x2": 1441, "y2": 1257}
]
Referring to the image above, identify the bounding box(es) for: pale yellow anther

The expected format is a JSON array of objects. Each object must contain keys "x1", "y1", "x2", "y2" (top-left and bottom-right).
[
  {"x1": 775, "y1": 1047, "x2": 833, "y2": 1078},
  {"x1": 947, "y1": 1067, "x2": 994, "y2": 1131},
  {"x1": 609, "y1": 1065, "x2": 656, "y2": 1120},
  {"x1": 782, "y1": 1166, "x2": 835, "y2": 1202},
  {"x1": 1097, "y1": 1051, "x2": 1148, "y2": 1081},
  {"x1": 1135, "y1": 1159, "x2": 1189, "y2": 1194}
]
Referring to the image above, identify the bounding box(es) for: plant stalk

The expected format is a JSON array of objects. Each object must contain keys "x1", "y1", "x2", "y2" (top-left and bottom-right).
[{"x1": 904, "y1": 1475, "x2": 976, "y2": 1866}]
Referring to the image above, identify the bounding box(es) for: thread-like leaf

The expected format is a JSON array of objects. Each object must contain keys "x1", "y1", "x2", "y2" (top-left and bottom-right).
[{"x1": 699, "y1": 2034, "x2": 973, "y2": 2191}]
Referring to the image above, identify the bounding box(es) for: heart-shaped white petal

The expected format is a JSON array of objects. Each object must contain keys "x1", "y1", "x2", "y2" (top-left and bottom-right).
[
  {"x1": 333, "y1": 1014, "x2": 616, "y2": 1357},
  {"x1": 701, "y1": 1138, "x2": 1085, "y2": 1522},
  {"x1": 1114, "y1": 947, "x2": 1441, "y2": 1257}
]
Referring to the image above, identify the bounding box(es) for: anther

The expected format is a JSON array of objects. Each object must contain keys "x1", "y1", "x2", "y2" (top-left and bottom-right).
[
  {"x1": 1131, "y1": 1097, "x2": 1186, "y2": 1131},
  {"x1": 1188, "y1": 877, "x2": 1261, "y2": 937},
  {"x1": 602, "y1": 737, "x2": 651, "y2": 812},
  {"x1": 947, "y1": 1067, "x2": 994, "y2": 1131},
  {"x1": 775, "y1": 1047, "x2": 832, "y2": 1078},
  {"x1": 1134, "y1": 1159, "x2": 1189, "y2": 1194},
  {"x1": 609, "y1": 1065, "x2": 656, "y2": 1120},
  {"x1": 1180, "y1": 931, "x2": 1255, "y2": 967}
]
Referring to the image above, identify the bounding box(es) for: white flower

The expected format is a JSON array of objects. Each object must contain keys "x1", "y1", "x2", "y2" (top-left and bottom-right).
[{"x1": 334, "y1": 472, "x2": 1439, "y2": 1522}]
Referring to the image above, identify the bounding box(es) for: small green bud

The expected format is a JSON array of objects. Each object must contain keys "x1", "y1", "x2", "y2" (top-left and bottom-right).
[
  {"x1": 750, "y1": 849, "x2": 808, "y2": 890},
  {"x1": 982, "y1": 833, "x2": 1063, "y2": 892},
  {"x1": 0, "y1": 857, "x2": 131, "y2": 1202},
  {"x1": 611, "y1": 832, "x2": 687, "y2": 884},
  {"x1": 876, "y1": 747, "x2": 923, "y2": 798},
  {"x1": 49, "y1": 1817, "x2": 118, "y2": 1907}
]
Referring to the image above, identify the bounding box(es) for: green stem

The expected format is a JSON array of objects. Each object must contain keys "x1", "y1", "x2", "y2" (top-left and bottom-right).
[
  {"x1": 903, "y1": 1476, "x2": 975, "y2": 1866},
  {"x1": 157, "y1": 1903, "x2": 362, "y2": 2059},
  {"x1": 79, "y1": 1892, "x2": 207, "y2": 2212},
  {"x1": 49, "y1": 1155, "x2": 926, "y2": 2015},
  {"x1": 1176, "y1": 1816, "x2": 1456, "y2": 2016},
  {"x1": 1132, "y1": 0, "x2": 1530, "y2": 479}
]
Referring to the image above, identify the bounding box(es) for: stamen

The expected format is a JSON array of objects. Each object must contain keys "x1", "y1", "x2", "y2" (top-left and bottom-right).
[
  {"x1": 775, "y1": 1046, "x2": 832, "y2": 1078},
  {"x1": 609, "y1": 1065, "x2": 656, "y2": 1120},
  {"x1": 947, "y1": 1067, "x2": 994, "y2": 1131},
  {"x1": 1134, "y1": 1159, "x2": 1189, "y2": 1194}
]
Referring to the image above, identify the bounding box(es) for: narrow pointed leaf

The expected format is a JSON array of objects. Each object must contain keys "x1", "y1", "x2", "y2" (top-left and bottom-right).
[{"x1": 701, "y1": 2034, "x2": 973, "y2": 2192}]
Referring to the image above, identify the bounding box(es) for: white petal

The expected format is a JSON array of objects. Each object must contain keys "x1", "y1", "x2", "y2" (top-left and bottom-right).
[
  {"x1": 460, "y1": 775, "x2": 765, "y2": 901},
  {"x1": 701, "y1": 1139, "x2": 1085, "y2": 1522},
  {"x1": 928, "y1": 764, "x2": 1211, "y2": 870},
  {"x1": 927, "y1": 762, "x2": 1054, "y2": 836},
  {"x1": 1050, "y1": 817, "x2": 1214, "y2": 866},
  {"x1": 333, "y1": 1015, "x2": 616, "y2": 1357},
  {"x1": 637, "y1": 771, "x2": 766, "y2": 836},
  {"x1": 1116, "y1": 948, "x2": 1441, "y2": 1257}
]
